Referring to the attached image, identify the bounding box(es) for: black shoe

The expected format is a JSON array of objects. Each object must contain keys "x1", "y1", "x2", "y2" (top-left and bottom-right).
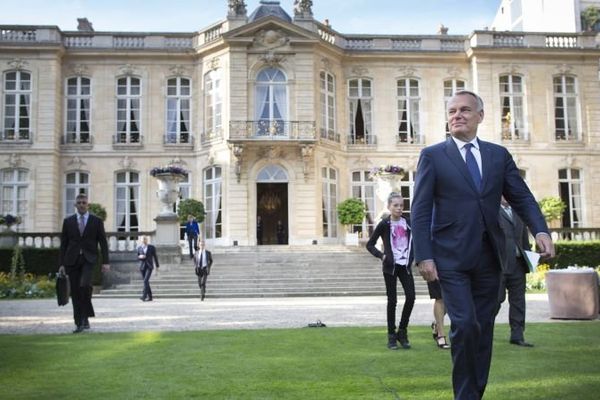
[
  {"x1": 510, "y1": 339, "x2": 534, "y2": 347},
  {"x1": 82, "y1": 318, "x2": 90, "y2": 330},
  {"x1": 140, "y1": 297, "x2": 146, "y2": 301},
  {"x1": 72, "y1": 325, "x2": 85, "y2": 334},
  {"x1": 397, "y1": 328, "x2": 411, "y2": 349},
  {"x1": 387, "y1": 334, "x2": 398, "y2": 350}
]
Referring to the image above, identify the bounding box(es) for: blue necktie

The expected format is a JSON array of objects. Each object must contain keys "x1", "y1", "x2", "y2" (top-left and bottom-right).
[{"x1": 464, "y1": 143, "x2": 482, "y2": 192}]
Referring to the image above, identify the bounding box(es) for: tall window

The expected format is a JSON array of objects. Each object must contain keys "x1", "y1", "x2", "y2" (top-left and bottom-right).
[
  {"x1": 558, "y1": 168, "x2": 583, "y2": 228},
  {"x1": 443, "y1": 79, "x2": 466, "y2": 136},
  {"x1": 320, "y1": 71, "x2": 337, "y2": 141},
  {"x1": 553, "y1": 75, "x2": 580, "y2": 141},
  {"x1": 399, "y1": 171, "x2": 415, "y2": 214},
  {"x1": 204, "y1": 166, "x2": 222, "y2": 239},
  {"x1": 255, "y1": 68, "x2": 287, "y2": 136},
  {"x1": 321, "y1": 167, "x2": 338, "y2": 238},
  {"x1": 204, "y1": 71, "x2": 222, "y2": 140},
  {"x1": 166, "y1": 77, "x2": 191, "y2": 144},
  {"x1": 116, "y1": 76, "x2": 141, "y2": 143},
  {"x1": 0, "y1": 169, "x2": 28, "y2": 227},
  {"x1": 2, "y1": 71, "x2": 31, "y2": 141},
  {"x1": 500, "y1": 74, "x2": 526, "y2": 140},
  {"x1": 115, "y1": 171, "x2": 139, "y2": 231},
  {"x1": 397, "y1": 78, "x2": 421, "y2": 144},
  {"x1": 351, "y1": 171, "x2": 375, "y2": 237},
  {"x1": 64, "y1": 172, "x2": 90, "y2": 217},
  {"x1": 348, "y1": 78, "x2": 373, "y2": 144},
  {"x1": 65, "y1": 77, "x2": 91, "y2": 144}
]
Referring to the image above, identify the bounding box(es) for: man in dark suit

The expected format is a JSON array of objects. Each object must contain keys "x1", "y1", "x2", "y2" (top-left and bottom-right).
[
  {"x1": 58, "y1": 193, "x2": 110, "y2": 333},
  {"x1": 193, "y1": 240, "x2": 213, "y2": 301},
  {"x1": 497, "y1": 197, "x2": 533, "y2": 347},
  {"x1": 137, "y1": 235, "x2": 159, "y2": 302},
  {"x1": 411, "y1": 90, "x2": 554, "y2": 399}
]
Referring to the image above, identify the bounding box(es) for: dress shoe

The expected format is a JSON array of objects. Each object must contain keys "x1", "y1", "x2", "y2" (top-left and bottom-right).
[
  {"x1": 140, "y1": 297, "x2": 146, "y2": 301},
  {"x1": 82, "y1": 318, "x2": 90, "y2": 330},
  {"x1": 387, "y1": 334, "x2": 398, "y2": 350},
  {"x1": 72, "y1": 325, "x2": 85, "y2": 334},
  {"x1": 510, "y1": 339, "x2": 534, "y2": 347}
]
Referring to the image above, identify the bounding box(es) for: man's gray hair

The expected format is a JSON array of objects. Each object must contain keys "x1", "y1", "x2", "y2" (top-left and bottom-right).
[{"x1": 453, "y1": 90, "x2": 484, "y2": 111}]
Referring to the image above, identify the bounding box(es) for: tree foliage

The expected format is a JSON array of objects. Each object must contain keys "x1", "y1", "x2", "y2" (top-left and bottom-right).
[
  {"x1": 538, "y1": 196, "x2": 566, "y2": 223},
  {"x1": 337, "y1": 198, "x2": 366, "y2": 227},
  {"x1": 88, "y1": 203, "x2": 107, "y2": 222},
  {"x1": 177, "y1": 199, "x2": 206, "y2": 224},
  {"x1": 582, "y1": 6, "x2": 600, "y2": 31}
]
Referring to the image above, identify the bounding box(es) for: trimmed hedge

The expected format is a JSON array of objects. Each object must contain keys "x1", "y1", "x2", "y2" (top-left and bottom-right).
[
  {"x1": 553, "y1": 241, "x2": 600, "y2": 269},
  {"x1": 0, "y1": 248, "x2": 103, "y2": 285}
]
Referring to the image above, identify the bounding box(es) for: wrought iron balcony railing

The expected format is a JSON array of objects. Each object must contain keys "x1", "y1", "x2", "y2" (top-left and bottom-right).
[
  {"x1": 0, "y1": 130, "x2": 33, "y2": 144},
  {"x1": 229, "y1": 120, "x2": 316, "y2": 141}
]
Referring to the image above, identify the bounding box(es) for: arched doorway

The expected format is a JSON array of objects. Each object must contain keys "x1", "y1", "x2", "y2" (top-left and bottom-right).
[{"x1": 256, "y1": 165, "x2": 288, "y2": 245}]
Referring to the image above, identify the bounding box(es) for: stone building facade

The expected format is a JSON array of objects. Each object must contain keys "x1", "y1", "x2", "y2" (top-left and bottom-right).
[{"x1": 0, "y1": 0, "x2": 599, "y2": 246}]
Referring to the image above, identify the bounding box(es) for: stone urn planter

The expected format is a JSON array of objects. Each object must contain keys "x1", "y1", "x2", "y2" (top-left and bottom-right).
[
  {"x1": 150, "y1": 166, "x2": 188, "y2": 217},
  {"x1": 371, "y1": 166, "x2": 406, "y2": 219}
]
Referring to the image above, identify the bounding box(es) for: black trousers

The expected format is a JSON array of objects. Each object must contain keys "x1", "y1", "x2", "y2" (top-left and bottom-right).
[
  {"x1": 383, "y1": 265, "x2": 416, "y2": 334},
  {"x1": 187, "y1": 234, "x2": 198, "y2": 257},
  {"x1": 498, "y1": 261, "x2": 527, "y2": 341},
  {"x1": 66, "y1": 255, "x2": 95, "y2": 327},
  {"x1": 141, "y1": 266, "x2": 153, "y2": 300}
]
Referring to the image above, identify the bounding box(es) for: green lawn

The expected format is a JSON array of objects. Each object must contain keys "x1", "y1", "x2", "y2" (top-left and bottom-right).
[{"x1": 1, "y1": 322, "x2": 598, "y2": 399}]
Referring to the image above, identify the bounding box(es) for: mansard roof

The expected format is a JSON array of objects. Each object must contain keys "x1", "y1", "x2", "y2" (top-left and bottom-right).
[{"x1": 248, "y1": 1, "x2": 292, "y2": 24}]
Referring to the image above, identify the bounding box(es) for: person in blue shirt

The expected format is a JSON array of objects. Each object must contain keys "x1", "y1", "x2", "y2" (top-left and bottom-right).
[{"x1": 185, "y1": 215, "x2": 200, "y2": 259}]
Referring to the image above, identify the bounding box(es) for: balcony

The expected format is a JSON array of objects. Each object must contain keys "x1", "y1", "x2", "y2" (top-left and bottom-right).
[
  {"x1": 347, "y1": 134, "x2": 377, "y2": 147},
  {"x1": 112, "y1": 133, "x2": 143, "y2": 149},
  {"x1": 60, "y1": 133, "x2": 94, "y2": 149},
  {"x1": 164, "y1": 133, "x2": 194, "y2": 150},
  {"x1": 319, "y1": 128, "x2": 341, "y2": 143},
  {"x1": 0, "y1": 130, "x2": 33, "y2": 147},
  {"x1": 229, "y1": 120, "x2": 316, "y2": 143},
  {"x1": 200, "y1": 128, "x2": 223, "y2": 145},
  {"x1": 396, "y1": 133, "x2": 425, "y2": 145}
]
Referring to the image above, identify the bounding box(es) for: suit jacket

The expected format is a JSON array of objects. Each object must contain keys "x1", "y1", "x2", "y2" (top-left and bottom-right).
[
  {"x1": 59, "y1": 213, "x2": 109, "y2": 267},
  {"x1": 366, "y1": 215, "x2": 414, "y2": 275},
  {"x1": 498, "y1": 206, "x2": 531, "y2": 275},
  {"x1": 411, "y1": 137, "x2": 548, "y2": 271},
  {"x1": 194, "y1": 249, "x2": 213, "y2": 273},
  {"x1": 137, "y1": 244, "x2": 159, "y2": 270}
]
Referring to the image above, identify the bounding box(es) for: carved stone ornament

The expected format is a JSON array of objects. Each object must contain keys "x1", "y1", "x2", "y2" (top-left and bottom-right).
[
  {"x1": 258, "y1": 146, "x2": 282, "y2": 160},
  {"x1": 447, "y1": 66, "x2": 463, "y2": 78},
  {"x1": 564, "y1": 154, "x2": 575, "y2": 167},
  {"x1": 169, "y1": 157, "x2": 187, "y2": 168},
  {"x1": 69, "y1": 64, "x2": 89, "y2": 77},
  {"x1": 398, "y1": 65, "x2": 418, "y2": 77},
  {"x1": 7, "y1": 58, "x2": 29, "y2": 71},
  {"x1": 350, "y1": 65, "x2": 369, "y2": 77},
  {"x1": 6, "y1": 153, "x2": 23, "y2": 168},
  {"x1": 228, "y1": 0, "x2": 247, "y2": 17},
  {"x1": 230, "y1": 144, "x2": 244, "y2": 183},
  {"x1": 321, "y1": 57, "x2": 332, "y2": 72},
  {"x1": 294, "y1": 0, "x2": 313, "y2": 17},
  {"x1": 205, "y1": 58, "x2": 220, "y2": 72},
  {"x1": 207, "y1": 153, "x2": 215, "y2": 166},
  {"x1": 556, "y1": 63, "x2": 573, "y2": 75},
  {"x1": 254, "y1": 29, "x2": 289, "y2": 50},
  {"x1": 502, "y1": 63, "x2": 521, "y2": 75},
  {"x1": 67, "y1": 156, "x2": 86, "y2": 170},
  {"x1": 354, "y1": 156, "x2": 370, "y2": 168},
  {"x1": 119, "y1": 156, "x2": 136, "y2": 170},
  {"x1": 259, "y1": 51, "x2": 286, "y2": 67},
  {"x1": 324, "y1": 152, "x2": 336, "y2": 165},
  {"x1": 169, "y1": 65, "x2": 188, "y2": 77},
  {"x1": 119, "y1": 64, "x2": 138, "y2": 76},
  {"x1": 300, "y1": 144, "x2": 314, "y2": 181}
]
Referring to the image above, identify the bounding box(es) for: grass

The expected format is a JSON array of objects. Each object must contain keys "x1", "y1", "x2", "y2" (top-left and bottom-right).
[{"x1": 0, "y1": 322, "x2": 599, "y2": 399}]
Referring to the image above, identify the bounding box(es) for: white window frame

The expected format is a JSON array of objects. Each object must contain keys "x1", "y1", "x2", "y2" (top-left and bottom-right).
[
  {"x1": 116, "y1": 76, "x2": 142, "y2": 144},
  {"x1": 64, "y1": 171, "x2": 90, "y2": 218},
  {"x1": 115, "y1": 171, "x2": 140, "y2": 232},
  {"x1": 321, "y1": 167, "x2": 338, "y2": 238},
  {"x1": 2, "y1": 70, "x2": 32, "y2": 141},
  {"x1": 64, "y1": 76, "x2": 91, "y2": 144},
  {"x1": 351, "y1": 170, "x2": 376, "y2": 238},
  {"x1": 319, "y1": 71, "x2": 337, "y2": 141},
  {"x1": 553, "y1": 75, "x2": 581, "y2": 141},
  {"x1": 397, "y1": 78, "x2": 422, "y2": 144},
  {"x1": 255, "y1": 68, "x2": 288, "y2": 136},
  {"x1": 203, "y1": 166, "x2": 222, "y2": 239},
  {"x1": 0, "y1": 168, "x2": 28, "y2": 229},
  {"x1": 204, "y1": 70, "x2": 222, "y2": 140},
  {"x1": 166, "y1": 76, "x2": 192, "y2": 144},
  {"x1": 348, "y1": 78, "x2": 373, "y2": 144},
  {"x1": 443, "y1": 79, "x2": 466, "y2": 136},
  {"x1": 500, "y1": 74, "x2": 527, "y2": 140},
  {"x1": 558, "y1": 168, "x2": 584, "y2": 228}
]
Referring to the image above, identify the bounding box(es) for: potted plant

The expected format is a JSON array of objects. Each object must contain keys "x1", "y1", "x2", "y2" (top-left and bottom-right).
[
  {"x1": 0, "y1": 214, "x2": 22, "y2": 248},
  {"x1": 538, "y1": 196, "x2": 566, "y2": 229},
  {"x1": 337, "y1": 198, "x2": 366, "y2": 246}
]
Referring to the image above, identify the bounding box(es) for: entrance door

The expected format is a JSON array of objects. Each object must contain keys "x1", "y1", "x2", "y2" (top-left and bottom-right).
[{"x1": 256, "y1": 165, "x2": 289, "y2": 245}]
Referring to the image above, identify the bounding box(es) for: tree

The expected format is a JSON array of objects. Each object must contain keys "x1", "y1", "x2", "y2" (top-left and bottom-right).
[
  {"x1": 177, "y1": 199, "x2": 206, "y2": 224},
  {"x1": 88, "y1": 203, "x2": 107, "y2": 222},
  {"x1": 337, "y1": 198, "x2": 366, "y2": 232},
  {"x1": 582, "y1": 6, "x2": 600, "y2": 31},
  {"x1": 538, "y1": 197, "x2": 566, "y2": 223},
  {"x1": 10, "y1": 245, "x2": 26, "y2": 281}
]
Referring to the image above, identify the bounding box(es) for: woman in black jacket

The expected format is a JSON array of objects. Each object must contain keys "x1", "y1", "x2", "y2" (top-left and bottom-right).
[{"x1": 367, "y1": 192, "x2": 415, "y2": 350}]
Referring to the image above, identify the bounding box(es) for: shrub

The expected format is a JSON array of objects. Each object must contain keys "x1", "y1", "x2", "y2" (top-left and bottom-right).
[
  {"x1": 88, "y1": 203, "x2": 107, "y2": 222},
  {"x1": 177, "y1": 198, "x2": 206, "y2": 224},
  {"x1": 553, "y1": 241, "x2": 600, "y2": 269},
  {"x1": 538, "y1": 197, "x2": 566, "y2": 223},
  {"x1": 337, "y1": 198, "x2": 366, "y2": 231},
  {"x1": 0, "y1": 272, "x2": 55, "y2": 299}
]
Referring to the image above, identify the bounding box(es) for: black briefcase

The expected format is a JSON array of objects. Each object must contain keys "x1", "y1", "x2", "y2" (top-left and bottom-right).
[{"x1": 56, "y1": 271, "x2": 70, "y2": 306}]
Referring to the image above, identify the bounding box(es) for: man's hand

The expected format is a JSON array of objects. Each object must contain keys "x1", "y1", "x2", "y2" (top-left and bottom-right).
[
  {"x1": 58, "y1": 265, "x2": 65, "y2": 275},
  {"x1": 535, "y1": 234, "x2": 555, "y2": 259},
  {"x1": 418, "y1": 260, "x2": 438, "y2": 282},
  {"x1": 101, "y1": 264, "x2": 110, "y2": 273}
]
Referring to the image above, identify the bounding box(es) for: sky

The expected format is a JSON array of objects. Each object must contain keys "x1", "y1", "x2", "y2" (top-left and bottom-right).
[{"x1": 0, "y1": 0, "x2": 500, "y2": 35}]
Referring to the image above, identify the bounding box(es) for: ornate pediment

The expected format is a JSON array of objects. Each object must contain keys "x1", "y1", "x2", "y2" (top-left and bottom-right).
[{"x1": 223, "y1": 18, "x2": 319, "y2": 47}]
